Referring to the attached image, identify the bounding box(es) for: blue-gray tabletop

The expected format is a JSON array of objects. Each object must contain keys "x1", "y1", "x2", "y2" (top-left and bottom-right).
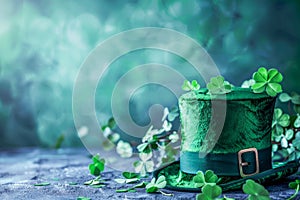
[{"x1": 0, "y1": 148, "x2": 299, "y2": 200}]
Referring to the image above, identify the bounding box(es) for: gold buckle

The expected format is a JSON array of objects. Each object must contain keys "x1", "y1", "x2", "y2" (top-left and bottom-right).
[{"x1": 238, "y1": 147, "x2": 259, "y2": 177}]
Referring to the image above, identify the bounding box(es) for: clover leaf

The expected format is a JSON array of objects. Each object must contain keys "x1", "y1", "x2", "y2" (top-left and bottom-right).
[
  {"x1": 34, "y1": 182, "x2": 50, "y2": 186},
  {"x1": 207, "y1": 76, "x2": 232, "y2": 94},
  {"x1": 116, "y1": 181, "x2": 147, "y2": 193},
  {"x1": 84, "y1": 176, "x2": 106, "y2": 187},
  {"x1": 168, "y1": 107, "x2": 179, "y2": 122},
  {"x1": 89, "y1": 154, "x2": 105, "y2": 176},
  {"x1": 279, "y1": 92, "x2": 300, "y2": 114},
  {"x1": 294, "y1": 115, "x2": 300, "y2": 128},
  {"x1": 101, "y1": 117, "x2": 116, "y2": 131},
  {"x1": 288, "y1": 179, "x2": 300, "y2": 200},
  {"x1": 122, "y1": 171, "x2": 140, "y2": 179},
  {"x1": 182, "y1": 80, "x2": 201, "y2": 91},
  {"x1": 114, "y1": 172, "x2": 141, "y2": 184},
  {"x1": 161, "y1": 107, "x2": 179, "y2": 122},
  {"x1": 193, "y1": 170, "x2": 219, "y2": 188},
  {"x1": 133, "y1": 152, "x2": 154, "y2": 177},
  {"x1": 77, "y1": 197, "x2": 91, "y2": 200},
  {"x1": 242, "y1": 179, "x2": 270, "y2": 200},
  {"x1": 279, "y1": 93, "x2": 292, "y2": 102},
  {"x1": 292, "y1": 132, "x2": 300, "y2": 151},
  {"x1": 272, "y1": 108, "x2": 290, "y2": 137},
  {"x1": 251, "y1": 67, "x2": 283, "y2": 97},
  {"x1": 196, "y1": 184, "x2": 222, "y2": 200},
  {"x1": 146, "y1": 175, "x2": 167, "y2": 193}
]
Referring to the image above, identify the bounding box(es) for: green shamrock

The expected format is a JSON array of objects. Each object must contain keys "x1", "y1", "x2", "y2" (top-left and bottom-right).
[
  {"x1": 242, "y1": 179, "x2": 270, "y2": 200},
  {"x1": 146, "y1": 175, "x2": 167, "y2": 193},
  {"x1": 116, "y1": 181, "x2": 146, "y2": 193},
  {"x1": 89, "y1": 154, "x2": 105, "y2": 176},
  {"x1": 114, "y1": 172, "x2": 141, "y2": 184},
  {"x1": 193, "y1": 170, "x2": 219, "y2": 188},
  {"x1": 182, "y1": 80, "x2": 201, "y2": 91},
  {"x1": 278, "y1": 129, "x2": 294, "y2": 148},
  {"x1": 206, "y1": 76, "x2": 232, "y2": 94},
  {"x1": 272, "y1": 108, "x2": 290, "y2": 137},
  {"x1": 288, "y1": 179, "x2": 300, "y2": 200},
  {"x1": 196, "y1": 184, "x2": 222, "y2": 200},
  {"x1": 279, "y1": 92, "x2": 300, "y2": 114},
  {"x1": 251, "y1": 67, "x2": 283, "y2": 97},
  {"x1": 77, "y1": 197, "x2": 91, "y2": 200},
  {"x1": 294, "y1": 114, "x2": 300, "y2": 128}
]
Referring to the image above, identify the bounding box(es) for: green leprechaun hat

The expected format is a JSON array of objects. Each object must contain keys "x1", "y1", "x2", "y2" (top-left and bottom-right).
[{"x1": 153, "y1": 67, "x2": 300, "y2": 192}]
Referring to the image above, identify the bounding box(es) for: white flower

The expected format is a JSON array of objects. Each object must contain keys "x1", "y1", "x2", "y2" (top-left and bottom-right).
[
  {"x1": 241, "y1": 79, "x2": 255, "y2": 88},
  {"x1": 280, "y1": 129, "x2": 294, "y2": 148},
  {"x1": 162, "y1": 120, "x2": 172, "y2": 132},
  {"x1": 142, "y1": 125, "x2": 162, "y2": 143},
  {"x1": 116, "y1": 140, "x2": 133, "y2": 158},
  {"x1": 162, "y1": 107, "x2": 169, "y2": 122},
  {"x1": 169, "y1": 132, "x2": 179, "y2": 143},
  {"x1": 77, "y1": 126, "x2": 88, "y2": 138}
]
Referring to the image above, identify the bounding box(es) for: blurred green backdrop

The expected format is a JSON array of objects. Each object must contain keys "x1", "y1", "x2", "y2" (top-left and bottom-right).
[{"x1": 0, "y1": 0, "x2": 299, "y2": 147}]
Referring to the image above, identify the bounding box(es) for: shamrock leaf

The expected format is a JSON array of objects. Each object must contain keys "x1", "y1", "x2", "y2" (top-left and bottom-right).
[
  {"x1": 101, "y1": 117, "x2": 116, "y2": 131},
  {"x1": 116, "y1": 181, "x2": 147, "y2": 193},
  {"x1": 167, "y1": 107, "x2": 179, "y2": 122},
  {"x1": 289, "y1": 179, "x2": 300, "y2": 189},
  {"x1": 116, "y1": 140, "x2": 133, "y2": 158},
  {"x1": 34, "y1": 182, "x2": 50, "y2": 186},
  {"x1": 294, "y1": 115, "x2": 300, "y2": 128},
  {"x1": 278, "y1": 92, "x2": 300, "y2": 114},
  {"x1": 278, "y1": 129, "x2": 294, "y2": 148},
  {"x1": 288, "y1": 180, "x2": 300, "y2": 200},
  {"x1": 84, "y1": 176, "x2": 106, "y2": 188},
  {"x1": 114, "y1": 172, "x2": 141, "y2": 184},
  {"x1": 133, "y1": 152, "x2": 154, "y2": 177},
  {"x1": 114, "y1": 178, "x2": 139, "y2": 184},
  {"x1": 279, "y1": 93, "x2": 292, "y2": 102},
  {"x1": 292, "y1": 132, "x2": 300, "y2": 150},
  {"x1": 182, "y1": 80, "x2": 201, "y2": 91},
  {"x1": 272, "y1": 108, "x2": 290, "y2": 137},
  {"x1": 77, "y1": 197, "x2": 91, "y2": 200},
  {"x1": 193, "y1": 170, "x2": 219, "y2": 188},
  {"x1": 291, "y1": 92, "x2": 300, "y2": 105},
  {"x1": 142, "y1": 125, "x2": 162, "y2": 143},
  {"x1": 89, "y1": 154, "x2": 105, "y2": 176},
  {"x1": 207, "y1": 76, "x2": 232, "y2": 94},
  {"x1": 251, "y1": 67, "x2": 283, "y2": 97},
  {"x1": 242, "y1": 179, "x2": 270, "y2": 200},
  {"x1": 196, "y1": 184, "x2": 222, "y2": 200},
  {"x1": 145, "y1": 175, "x2": 167, "y2": 193},
  {"x1": 122, "y1": 171, "x2": 140, "y2": 179}
]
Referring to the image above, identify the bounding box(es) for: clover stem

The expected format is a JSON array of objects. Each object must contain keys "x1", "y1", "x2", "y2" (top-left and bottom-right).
[
  {"x1": 287, "y1": 184, "x2": 299, "y2": 200},
  {"x1": 159, "y1": 190, "x2": 173, "y2": 196}
]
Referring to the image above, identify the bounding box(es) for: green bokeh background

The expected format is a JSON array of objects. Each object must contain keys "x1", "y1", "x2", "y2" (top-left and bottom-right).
[{"x1": 0, "y1": 0, "x2": 299, "y2": 147}]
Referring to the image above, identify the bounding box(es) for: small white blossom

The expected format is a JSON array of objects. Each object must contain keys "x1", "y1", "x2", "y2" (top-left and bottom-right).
[
  {"x1": 169, "y1": 132, "x2": 179, "y2": 143},
  {"x1": 116, "y1": 140, "x2": 133, "y2": 158}
]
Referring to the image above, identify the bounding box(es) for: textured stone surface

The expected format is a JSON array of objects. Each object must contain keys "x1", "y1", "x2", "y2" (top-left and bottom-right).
[{"x1": 0, "y1": 148, "x2": 299, "y2": 200}]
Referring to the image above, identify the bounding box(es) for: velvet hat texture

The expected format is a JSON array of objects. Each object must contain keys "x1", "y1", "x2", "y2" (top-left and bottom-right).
[{"x1": 154, "y1": 87, "x2": 300, "y2": 192}]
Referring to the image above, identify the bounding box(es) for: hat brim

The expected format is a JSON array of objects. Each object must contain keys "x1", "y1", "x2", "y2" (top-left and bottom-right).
[{"x1": 153, "y1": 159, "x2": 300, "y2": 192}]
